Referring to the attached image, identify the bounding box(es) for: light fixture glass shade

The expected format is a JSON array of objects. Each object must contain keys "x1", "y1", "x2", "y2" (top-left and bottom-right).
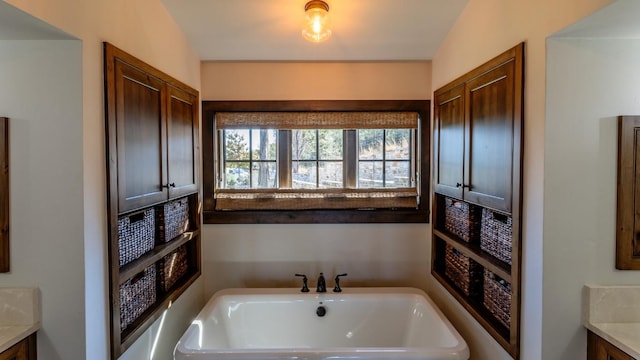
[{"x1": 302, "y1": 0, "x2": 332, "y2": 43}]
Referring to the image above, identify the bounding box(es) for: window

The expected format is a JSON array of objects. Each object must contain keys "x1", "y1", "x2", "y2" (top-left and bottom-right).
[{"x1": 202, "y1": 100, "x2": 430, "y2": 224}]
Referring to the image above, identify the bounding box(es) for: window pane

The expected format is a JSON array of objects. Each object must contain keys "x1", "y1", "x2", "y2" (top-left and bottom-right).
[
  {"x1": 292, "y1": 161, "x2": 317, "y2": 189},
  {"x1": 385, "y1": 129, "x2": 411, "y2": 160},
  {"x1": 359, "y1": 129, "x2": 383, "y2": 160},
  {"x1": 319, "y1": 161, "x2": 343, "y2": 188},
  {"x1": 224, "y1": 130, "x2": 250, "y2": 160},
  {"x1": 318, "y1": 129, "x2": 343, "y2": 160},
  {"x1": 385, "y1": 161, "x2": 411, "y2": 188},
  {"x1": 359, "y1": 161, "x2": 384, "y2": 188},
  {"x1": 251, "y1": 129, "x2": 277, "y2": 161},
  {"x1": 225, "y1": 162, "x2": 250, "y2": 188},
  {"x1": 292, "y1": 130, "x2": 316, "y2": 160},
  {"x1": 252, "y1": 161, "x2": 277, "y2": 188}
]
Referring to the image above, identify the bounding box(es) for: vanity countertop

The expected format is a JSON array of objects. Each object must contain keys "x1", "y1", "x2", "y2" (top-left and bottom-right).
[
  {"x1": 0, "y1": 288, "x2": 40, "y2": 353},
  {"x1": 584, "y1": 285, "x2": 640, "y2": 359}
]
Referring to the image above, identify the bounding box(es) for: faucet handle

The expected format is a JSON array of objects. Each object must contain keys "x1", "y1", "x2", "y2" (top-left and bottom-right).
[
  {"x1": 295, "y1": 273, "x2": 309, "y2": 292},
  {"x1": 333, "y1": 273, "x2": 348, "y2": 292}
]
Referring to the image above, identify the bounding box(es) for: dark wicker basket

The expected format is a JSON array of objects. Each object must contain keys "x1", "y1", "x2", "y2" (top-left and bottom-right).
[
  {"x1": 118, "y1": 208, "x2": 155, "y2": 267},
  {"x1": 444, "y1": 198, "x2": 481, "y2": 242},
  {"x1": 445, "y1": 244, "x2": 482, "y2": 296},
  {"x1": 483, "y1": 269, "x2": 511, "y2": 329},
  {"x1": 157, "y1": 246, "x2": 188, "y2": 292},
  {"x1": 119, "y1": 265, "x2": 156, "y2": 331},
  {"x1": 480, "y1": 208, "x2": 513, "y2": 264},
  {"x1": 156, "y1": 197, "x2": 189, "y2": 243}
]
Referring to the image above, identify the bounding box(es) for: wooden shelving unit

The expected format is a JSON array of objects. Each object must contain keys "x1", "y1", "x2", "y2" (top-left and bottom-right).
[
  {"x1": 431, "y1": 43, "x2": 524, "y2": 359},
  {"x1": 103, "y1": 42, "x2": 201, "y2": 359}
]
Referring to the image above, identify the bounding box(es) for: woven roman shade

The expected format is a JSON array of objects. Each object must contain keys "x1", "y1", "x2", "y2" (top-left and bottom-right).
[
  {"x1": 216, "y1": 112, "x2": 419, "y2": 129},
  {"x1": 215, "y1": 188, "x2": 419, "y2": 210}
]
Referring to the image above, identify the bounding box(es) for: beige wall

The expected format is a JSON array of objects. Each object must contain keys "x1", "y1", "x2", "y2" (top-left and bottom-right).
[
  {"x1": 432, "y1": 0, "x2": 613, "y2": 359},
  {"x1": 0, "y1": 0, "x2": 203, "y2": 359},
  {"x1": 201, "y1": 61, "x2": 431, "y2": 100}
]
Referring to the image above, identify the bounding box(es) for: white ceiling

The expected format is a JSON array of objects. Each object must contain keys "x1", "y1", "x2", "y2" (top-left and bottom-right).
[{"x1": 161, "y1": 0, "x2": 470, "y2": 61}]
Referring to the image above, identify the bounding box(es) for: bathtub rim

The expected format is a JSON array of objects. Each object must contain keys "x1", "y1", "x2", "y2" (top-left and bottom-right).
[{"x1": 174, "y1": 287, "x2": 470, "y2": 359}]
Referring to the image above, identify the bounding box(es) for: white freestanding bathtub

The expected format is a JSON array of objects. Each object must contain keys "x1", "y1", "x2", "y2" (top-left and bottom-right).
[{"x1": 174, "y1": 287, "x2": 469, "y2": 360}]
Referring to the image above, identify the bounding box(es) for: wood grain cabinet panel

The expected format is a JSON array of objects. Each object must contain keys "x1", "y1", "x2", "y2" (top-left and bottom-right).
[
  {"x1": 464, "y1": 60, "x2": 516, "y2": 212},
  {"x1": 0, "y1": 334, "x2": 36, "y2": 360},
  {"x1": 433, "y1": 84, "x2": 465, "y2": 199},
  {"x1": 617, "y1": 116, "x2": 640, "y2": 269},
  {"x1": 115, "y1": 61, "x2": 168, "y2": 213},
  {"x1": 166, "y1": 85, "x2": 199, "y2": 199},
  {"x1": 0, "y1": 118, "x2": 8, "y2": 273},
  {"x1": 112, "y1": 60, "x2": 199, "y2": 214},
  {"x1": 588, "y1": 331, "x2": 635, "y2": 360},
  {"x1": 433, "y1": 48, "x2": 521, "y2": 213}
]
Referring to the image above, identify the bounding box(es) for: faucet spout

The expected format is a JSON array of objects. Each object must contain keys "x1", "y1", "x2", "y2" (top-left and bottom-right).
[{"x1": 316, "y1": 272, "x2": 326, "y2": 293}]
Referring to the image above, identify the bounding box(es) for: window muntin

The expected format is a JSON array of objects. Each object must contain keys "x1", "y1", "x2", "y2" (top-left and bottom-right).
[
  {"x1": 222, "y1": 129, "x2": 277, "y2": 189},
  {"x1": 358, "y1": 129, "x2": 413, "y2": 188},
  {"x1": 292, "y1": 129, "x2": 343, "y2": 189}
]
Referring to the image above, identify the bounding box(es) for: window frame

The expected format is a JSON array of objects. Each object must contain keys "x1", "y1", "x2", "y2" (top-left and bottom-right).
[{"x1": 202, "y1": 100, "x2": 430, "y2": 224}]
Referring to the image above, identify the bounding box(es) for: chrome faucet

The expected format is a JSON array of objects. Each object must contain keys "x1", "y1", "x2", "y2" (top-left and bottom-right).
[{"x1": 316, "y1": 272, "x2": 327, "y2": 293}]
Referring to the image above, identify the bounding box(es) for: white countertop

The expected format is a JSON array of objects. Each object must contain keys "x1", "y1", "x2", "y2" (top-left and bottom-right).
[
  {"x1": 584, "y1": 285, "x2": 640, "y2": 359},
  {"x1": 0, "y1": 288, "x2": 40, "y2": 353}
]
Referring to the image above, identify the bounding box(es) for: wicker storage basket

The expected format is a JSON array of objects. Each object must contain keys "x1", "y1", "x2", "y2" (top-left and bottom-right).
[
  {"x1": 156, "y1": 197, "x2": 189, "y2": 243},
  {"x1": 157, "y1": 246, "x2": 188, "y2": 292},
  {"x1": 119, "y1": 265, "x2": 156, "y2": 331},
  {"x1": 444, "y1": 198, "x2": 481, "y2": 242},
  {"x1": 480, "y1": 208, "x2": 513, "y2": 264},
  {"x1": 445, "y1": 244, "x2": 482, "y2": 296},
  {"x1": 483, "y1": 269, "x2": 511, "y2": 329},
  {"x1": 118, "y1": 208, "x2": 155, "y2": 267}
]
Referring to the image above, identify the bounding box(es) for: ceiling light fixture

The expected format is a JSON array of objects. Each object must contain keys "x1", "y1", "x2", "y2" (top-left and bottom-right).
[{"x1": 302, "y1": 0, "x2": 332, "y2": 43}]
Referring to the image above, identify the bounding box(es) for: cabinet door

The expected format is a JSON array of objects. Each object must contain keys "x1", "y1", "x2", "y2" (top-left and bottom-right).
[
  {"x1": 433, "y1": 84, "x2": 465, "y2": 199},
  {"x1": 115, "y1": 60, "x2": 168, "y2": 213},
  {"x1": 464, "y1": 59, "x2": 517, "y2": 212},
  {"x1": 0, "y1": 339, "x2": 27, "y2": 360},
  {"x1": 588, "y1": 331, "x2": 635, "y2": 360},
  {"x1": 166, "y1": 85, "x2": 199, "y2": 199}
]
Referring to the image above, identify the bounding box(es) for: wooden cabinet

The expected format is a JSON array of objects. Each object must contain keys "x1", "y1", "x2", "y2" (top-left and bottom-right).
[
  {"x1": 0, "y1": 117, "x2": 8, "y2": 273},
  {"x1": 433, "y1": 45, "x2": 522, "y2": 213},
  {"x1": 0, "y1": 334, "x2": 36, "y2": 360},
  {"x1": 616, "y1": 116, "x2": 640, "y2": 269},
  {"x1": 432, "y1": 43, "x2": 524, "y2": 359},
  {"x1": 433, "y1": 85, "x2": 465, "y2": 200},
  {"x1": 166, "y1": 85, "x2": 199, "y2": 199},
  {"x1": 113, "y1": 60, "x2": 199, "y2": 214},
  {"x1": 588, "y1": 331, "x2": 635, "y2": 360},
  {"x1": 104, "y1": 42, "x2": 201, "y2": 359}
]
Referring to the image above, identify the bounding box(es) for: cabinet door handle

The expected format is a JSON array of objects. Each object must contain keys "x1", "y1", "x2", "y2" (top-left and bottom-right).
[
  {"x1": 456, "y1": 182, "x2": 462, "y2": 188},
  {"x1": 462, "y1": 184, "x2": 471, "y2": 189},
  {"x1": 163, "y1": 183, "x2": 176, "y2": 189}
]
